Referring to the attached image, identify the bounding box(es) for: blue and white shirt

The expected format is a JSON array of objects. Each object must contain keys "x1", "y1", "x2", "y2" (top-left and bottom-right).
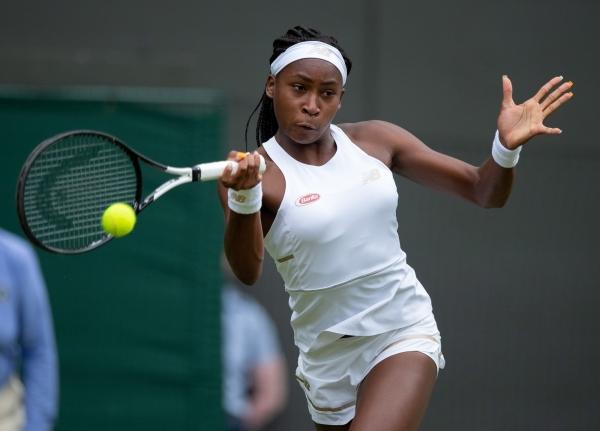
[{"x1": 0, "y1": 229, "x2": 58, "y2": 431}]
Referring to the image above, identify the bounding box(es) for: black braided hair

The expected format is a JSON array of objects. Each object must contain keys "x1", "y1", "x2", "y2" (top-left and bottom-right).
[{"x1": 244, "y1": 26, "x2": 353, "y2": 149}]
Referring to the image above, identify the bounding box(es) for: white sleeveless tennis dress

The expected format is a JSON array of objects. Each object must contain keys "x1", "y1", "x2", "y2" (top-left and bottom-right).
[{"x1": 262, "y1": 124, "x2": 444, "y2": 425}]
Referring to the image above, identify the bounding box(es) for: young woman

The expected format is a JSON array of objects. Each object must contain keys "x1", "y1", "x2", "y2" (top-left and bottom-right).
[{"x1": 218, "y1": 26, "x2": 573, "y2": 431}]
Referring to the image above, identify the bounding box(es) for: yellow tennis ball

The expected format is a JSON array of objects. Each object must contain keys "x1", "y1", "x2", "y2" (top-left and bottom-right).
[{"x1": 101, "y1": 203, "x2": 136, "y2": 238}]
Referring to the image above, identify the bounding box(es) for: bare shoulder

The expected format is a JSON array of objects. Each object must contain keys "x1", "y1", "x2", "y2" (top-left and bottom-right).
[
  {"x1": 337, "y1": 121, "x2": 424, "y2": 169},
  {"x1": 339, "y1": 120, "x2": 419, "y2": 143}
]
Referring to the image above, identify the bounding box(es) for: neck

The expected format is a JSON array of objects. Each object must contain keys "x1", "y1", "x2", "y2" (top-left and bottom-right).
[{"x1": 275, "y1": 128, "x2": 337, "y2": 166}]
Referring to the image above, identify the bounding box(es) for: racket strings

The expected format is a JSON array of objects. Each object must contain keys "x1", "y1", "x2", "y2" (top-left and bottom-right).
[{"x1": 22, "y1": 134, "x2": 138, "y2": 251}]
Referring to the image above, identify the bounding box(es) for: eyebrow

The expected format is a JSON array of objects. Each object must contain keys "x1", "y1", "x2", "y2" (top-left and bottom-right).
[{"x1": 291, "y1": 72, "x2": 340, "y2": 86}]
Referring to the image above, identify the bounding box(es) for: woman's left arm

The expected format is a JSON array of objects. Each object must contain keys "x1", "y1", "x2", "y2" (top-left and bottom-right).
[{"x1": 353, "y1": 75, "x2": 573, "y2": 208}]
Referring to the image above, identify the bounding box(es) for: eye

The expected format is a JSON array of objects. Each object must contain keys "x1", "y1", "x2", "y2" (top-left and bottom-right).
[
  {"x1": 322, "y1": 89, "x2": 336, "y2": 97},
  {"x1": 292, "y1": 83, "x2": 306, "y2": 92}
]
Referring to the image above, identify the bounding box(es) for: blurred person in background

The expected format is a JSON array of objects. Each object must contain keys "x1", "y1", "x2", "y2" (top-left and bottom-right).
[
  {"x1": 0, "y1": 228, "x2": 58, "y2": 431},
  {"x1": 221, "y1": 257, "x2": 287, "y2": 431}
]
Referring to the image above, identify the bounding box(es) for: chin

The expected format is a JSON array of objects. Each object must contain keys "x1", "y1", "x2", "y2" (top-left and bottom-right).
[{"x1": 288, "y1": 127, "x2": 326, "y2": 145}]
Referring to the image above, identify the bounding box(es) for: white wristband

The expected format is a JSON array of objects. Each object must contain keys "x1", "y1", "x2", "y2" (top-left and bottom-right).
[
  {"x1": 227, "y1": 183, "x2": 263, "y2": 214},
  {"x1": 492, "y1": 130, "x2": 522, "y2": 168}
]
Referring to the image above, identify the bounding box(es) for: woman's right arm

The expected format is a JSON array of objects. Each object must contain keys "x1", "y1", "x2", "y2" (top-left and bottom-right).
[{"x1": 218, "y1": 151, "x2": 265, "y2": 285}]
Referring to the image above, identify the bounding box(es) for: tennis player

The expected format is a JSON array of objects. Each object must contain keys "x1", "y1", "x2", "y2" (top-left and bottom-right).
[{"x1": 218, "y1": 26, "x2": 573, "y2": 431}]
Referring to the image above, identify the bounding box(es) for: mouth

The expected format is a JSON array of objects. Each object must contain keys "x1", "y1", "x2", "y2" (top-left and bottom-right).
[{"x1": 296, "y1": 122, "x2": 317, "y2": 131}]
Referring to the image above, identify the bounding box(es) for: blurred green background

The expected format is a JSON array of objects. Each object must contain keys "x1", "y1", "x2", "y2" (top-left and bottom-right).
[{"x1": 0, "y1": 87, "x2": 225, "y2": 429}]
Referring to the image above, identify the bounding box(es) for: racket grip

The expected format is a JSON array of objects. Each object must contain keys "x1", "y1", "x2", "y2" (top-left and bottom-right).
[{"x1": 199, "y1": 155, "x2": 266, "y2": 181}]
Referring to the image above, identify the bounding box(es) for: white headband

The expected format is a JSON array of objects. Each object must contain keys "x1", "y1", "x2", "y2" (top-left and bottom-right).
[{"x1": 270, "y1": 40, "x2": 348, "y2": 85}]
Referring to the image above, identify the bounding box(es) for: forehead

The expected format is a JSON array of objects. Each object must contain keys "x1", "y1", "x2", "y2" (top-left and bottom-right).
[{"x1": 277, "y1": 58, "x2": 343, "y2": 85}]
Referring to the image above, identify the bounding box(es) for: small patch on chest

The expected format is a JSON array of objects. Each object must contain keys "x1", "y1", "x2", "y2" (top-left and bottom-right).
[{"x1": 295, "y1": 193, "x2": 320, "y2": 206}]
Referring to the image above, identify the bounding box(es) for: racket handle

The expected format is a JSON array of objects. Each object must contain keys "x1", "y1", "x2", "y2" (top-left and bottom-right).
[{"x1": 199, "y1": 155, "x2": 266, "y2": 181}]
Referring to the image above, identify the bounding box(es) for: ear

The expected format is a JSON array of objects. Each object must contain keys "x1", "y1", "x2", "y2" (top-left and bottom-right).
[
  {"x1": 337, "y1": 88, "x2": 346, "y2": 110},
  {"x1": 265, "y1": 75, "x2": 276, "y2": 99}
]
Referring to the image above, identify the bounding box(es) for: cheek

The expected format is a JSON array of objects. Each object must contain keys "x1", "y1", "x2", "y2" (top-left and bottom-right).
[
  {"x1": 324, "y1": 99, "x2": 342, "y2": 117},
  {"x1": 273, "y1": 94, "x2": 297, "y2": 120}
]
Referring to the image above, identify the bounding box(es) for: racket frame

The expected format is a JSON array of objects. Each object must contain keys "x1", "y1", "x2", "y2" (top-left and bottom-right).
[
  {"x1": 16, "y1": 129, "x2": 262, "y2": 254},
  {"x1": 16, "y1": 130, "x2": 144, "y2": 253}
]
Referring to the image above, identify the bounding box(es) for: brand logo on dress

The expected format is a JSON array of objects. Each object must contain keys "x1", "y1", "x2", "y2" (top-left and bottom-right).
[
  {"x1": 295, "y1": 193, "x2": 320, "y2": 206},
  {"x1": 362, "y1": 169, "x2": 381, "y2": 185}
]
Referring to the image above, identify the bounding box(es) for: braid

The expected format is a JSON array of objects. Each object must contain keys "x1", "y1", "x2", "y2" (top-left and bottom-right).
[{"x1": 244, "y1": 26, "x2": 353, "y2": 149}]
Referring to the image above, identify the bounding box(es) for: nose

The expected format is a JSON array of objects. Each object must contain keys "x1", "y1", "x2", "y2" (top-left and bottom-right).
[{"x1": 302, "y1": 93, "x2": 320, "y2": 117}]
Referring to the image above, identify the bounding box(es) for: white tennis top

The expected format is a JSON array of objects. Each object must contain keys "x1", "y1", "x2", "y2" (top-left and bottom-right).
[{"x1": 263, "y1": 125, "x2": 432, "y2": 353}]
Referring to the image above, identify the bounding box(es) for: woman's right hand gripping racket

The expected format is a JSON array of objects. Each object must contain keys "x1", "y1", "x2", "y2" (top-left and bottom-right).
[{"x1": 16, "y1": 130, "x2": 265, "y2": 254}]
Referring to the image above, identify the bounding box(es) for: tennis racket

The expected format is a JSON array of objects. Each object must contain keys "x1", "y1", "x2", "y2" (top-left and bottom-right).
[{"x1": 16, "y1": 130, "x2": 265, "y2": 254}]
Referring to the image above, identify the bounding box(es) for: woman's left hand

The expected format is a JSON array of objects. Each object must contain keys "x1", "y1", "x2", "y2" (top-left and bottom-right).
[{"x1": 496, "y1": 75, "x2": 573, "y2": 150}]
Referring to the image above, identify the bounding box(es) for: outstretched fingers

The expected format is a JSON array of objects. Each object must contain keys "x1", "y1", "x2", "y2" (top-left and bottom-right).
[
  {"x1": 532, "y1": 75, "x2": 565, "y2": 103},
  {"x1": 539, "y1": 125, "x2": 563, "y2": 135},
  {"x1": 542, "y1": 84, "x2": 574, "y2": 116},
  {"x1": 497, "y1": 74, "x2": 573, "y2": 144},
  {"x1": 534, "y1": 76, "x2": 573, "y2": 135}
]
